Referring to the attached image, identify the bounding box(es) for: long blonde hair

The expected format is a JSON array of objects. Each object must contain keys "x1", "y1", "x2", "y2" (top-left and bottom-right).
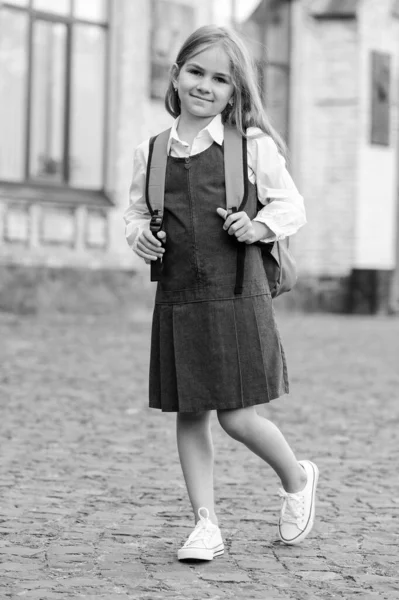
[{"x1": 164, "y1": 25, "x2": 287, "y2": 158}]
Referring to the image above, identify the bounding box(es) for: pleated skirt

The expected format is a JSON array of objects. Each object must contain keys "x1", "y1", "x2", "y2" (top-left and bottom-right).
[{"x1": 149, "y1": 292, "x2": 289, "y2": 413}]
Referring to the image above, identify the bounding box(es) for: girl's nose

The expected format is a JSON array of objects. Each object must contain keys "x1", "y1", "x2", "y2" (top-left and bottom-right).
[{"x1": 196, "y1": 78, "x2": 212, "y2": 93}]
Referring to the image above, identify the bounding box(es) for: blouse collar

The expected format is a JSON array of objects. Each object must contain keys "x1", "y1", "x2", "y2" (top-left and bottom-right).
[{"x1": 167, "y1": 114, "x2": 224, "y2": 152}]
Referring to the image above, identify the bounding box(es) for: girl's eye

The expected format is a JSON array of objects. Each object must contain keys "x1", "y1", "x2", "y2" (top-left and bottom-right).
[
  {"x1": 188, "y1": 68, "x2": 201, "y2": 75},
  {"x1": 215, "y1": 77, "x2": 227, "y2": 83}
]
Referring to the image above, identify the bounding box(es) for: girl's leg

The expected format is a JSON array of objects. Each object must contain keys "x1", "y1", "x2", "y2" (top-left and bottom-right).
[
  {"x1": 176, "y1": 411, "x2": 218, "y2": 525},
  {"x1": 217, "y1": 406, "x2": 306, "y2": 493}
]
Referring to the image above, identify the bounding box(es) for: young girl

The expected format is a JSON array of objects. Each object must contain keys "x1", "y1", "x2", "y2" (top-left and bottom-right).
[{"x1": 124, "y1": 25, "x2": 318, "y2": 561}]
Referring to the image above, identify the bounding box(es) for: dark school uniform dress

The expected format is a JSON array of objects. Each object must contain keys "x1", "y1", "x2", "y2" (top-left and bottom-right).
[{"x1": 149, "y1": 141, "x2": 288, "y2": 412}]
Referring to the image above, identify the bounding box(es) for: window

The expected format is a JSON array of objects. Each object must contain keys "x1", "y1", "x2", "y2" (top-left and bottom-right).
[
  {"x1": 0, "y1": 0, "x2": 109, "y2": 191},
  {"x1": 261, "y1": 2, "x2": 291, "y2": 144},
  {"x1": 370, "y1": 51, "x2": 391, "y2": 146},
  {"x1": 150, "y1": 0, "x2": 195, "y2": 99},
  {"x1": 241, "y1": 0, "x2": 291, "y2": 144}
]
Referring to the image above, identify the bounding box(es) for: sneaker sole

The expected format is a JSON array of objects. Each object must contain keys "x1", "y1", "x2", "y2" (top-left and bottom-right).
[
  {"x1": 279, "y1": 461, "x2": 319, "y2": 545},
  {"x1": 177, "y1": 543, "x2": 224, "y2": 561}
]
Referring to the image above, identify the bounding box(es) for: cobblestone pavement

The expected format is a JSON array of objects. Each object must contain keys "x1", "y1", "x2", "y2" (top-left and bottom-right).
[{"x1": 1, "y1": 302, "x2": 399, "y2": 600}]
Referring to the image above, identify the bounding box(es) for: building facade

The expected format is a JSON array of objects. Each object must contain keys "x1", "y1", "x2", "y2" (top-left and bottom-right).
[
  {"x1": 0, "y1": 0, "x2": 398, "y2": 311},
  {"x1": 0, "y1": 0, "x2": 213, "y2": 270},
  {"x1": 289, "y1": 0, "x2": 399, "y2": 311}
]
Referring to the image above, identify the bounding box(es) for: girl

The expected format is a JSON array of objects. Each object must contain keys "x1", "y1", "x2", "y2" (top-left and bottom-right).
[{"x1": 124, "y1": 25, "x2": 318, "y2": 561}]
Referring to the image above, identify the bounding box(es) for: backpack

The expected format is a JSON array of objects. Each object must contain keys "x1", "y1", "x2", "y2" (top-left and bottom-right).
[{"x1": 145, "y1": 124, "x2": 297, "y2": 298}]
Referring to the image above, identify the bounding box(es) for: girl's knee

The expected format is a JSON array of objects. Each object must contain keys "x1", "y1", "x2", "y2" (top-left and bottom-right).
[{"x1": 217, "y1": 407, "x2": 256, "y2": 441}]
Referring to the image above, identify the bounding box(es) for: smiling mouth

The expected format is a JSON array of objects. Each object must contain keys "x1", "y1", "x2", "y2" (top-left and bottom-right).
[{"x1": 191, "y1": 95, "x2": 213, "y2": 102}]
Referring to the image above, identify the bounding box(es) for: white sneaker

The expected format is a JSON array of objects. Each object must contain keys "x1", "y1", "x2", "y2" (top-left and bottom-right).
[
  {"x1": 278, "y1": 460, "x2": 319, "y2": 545},
  {"x1": 177, "y1": 507, "x2": 224, "y2": 561}
]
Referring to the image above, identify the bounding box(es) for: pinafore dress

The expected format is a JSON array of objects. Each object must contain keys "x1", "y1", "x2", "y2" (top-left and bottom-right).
[{"x1": 149, "y1": 142, "x2": 288, "y2": 412}]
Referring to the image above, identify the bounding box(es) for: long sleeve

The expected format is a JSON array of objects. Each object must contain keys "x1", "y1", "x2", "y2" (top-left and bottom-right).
[
  {"x1": 247, "y1": 129, "x2": 306, "y2": 242},
  {"x1": 124, "y1": 140, "x2": 151, "y2": 254}
]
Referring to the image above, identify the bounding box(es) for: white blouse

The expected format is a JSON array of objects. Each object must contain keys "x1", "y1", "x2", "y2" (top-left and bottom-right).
[{"x1": 124, "y1": 114, "x2": 306, "y2": 254}]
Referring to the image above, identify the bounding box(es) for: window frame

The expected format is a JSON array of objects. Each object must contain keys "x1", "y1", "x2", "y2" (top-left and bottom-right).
[
  {"x1": 0, "y1": 0, "x2": 112, "y2": 204},
  {"x1": 258, "y1": 2, "x2": 292, "y2": 145}
]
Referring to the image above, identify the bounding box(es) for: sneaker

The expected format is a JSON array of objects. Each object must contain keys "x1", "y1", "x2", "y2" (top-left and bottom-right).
[
  {"x1": 278, "y1": 460, "x2": 319, "y2": 545},
  {"x1": 177, "y1": 507, "x2": 224, "y2": 561}
]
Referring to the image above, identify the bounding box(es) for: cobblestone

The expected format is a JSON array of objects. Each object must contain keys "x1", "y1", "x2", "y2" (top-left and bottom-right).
[{"x1": 1, "y1": 307, "x2": 399, "y2": 599}]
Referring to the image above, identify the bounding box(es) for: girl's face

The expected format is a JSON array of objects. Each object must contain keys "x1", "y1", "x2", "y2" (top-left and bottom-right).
[{"x1": 174, "y1": 44, "x2": 234, "y2": 123}]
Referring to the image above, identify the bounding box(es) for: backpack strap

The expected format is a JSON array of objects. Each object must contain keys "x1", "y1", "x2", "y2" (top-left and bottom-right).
[
  {"x1": 223, "y1": 125, "x2": 248, "y2": 295},
  {"x1": 224, "y1": 125, "x2": 247, "y2": 211},
  {"x1": 146, "y1": 128, "x2": 171, "y2": 281}
]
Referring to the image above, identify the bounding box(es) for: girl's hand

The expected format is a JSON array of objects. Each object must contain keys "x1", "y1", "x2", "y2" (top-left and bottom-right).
[
  {"x1": 216, "y1": 208, "x2": 270, "y2": 244},
  {"x1": 136, "y1": 230, "x2": 166, "y2": 263}
]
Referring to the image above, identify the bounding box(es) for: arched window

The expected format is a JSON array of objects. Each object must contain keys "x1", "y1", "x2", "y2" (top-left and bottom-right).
[{"x1": 0, "y1": 0, "x2": 109, "y2": 193}]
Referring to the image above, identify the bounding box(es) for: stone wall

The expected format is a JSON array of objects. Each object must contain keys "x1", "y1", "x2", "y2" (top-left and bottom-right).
[
  {"x1": 354, "y1": 0, "x2": 399, "y2": 271},
  {"x1": 289, "y1": 0, "x2": 399, "y2": 311},
  {"x1": 290, "y1": 2, "x2": 359, "y2": 279}
]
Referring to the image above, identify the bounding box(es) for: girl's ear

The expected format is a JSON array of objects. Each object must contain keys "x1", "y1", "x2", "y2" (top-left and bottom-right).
[{"x1": 171, "y1": 62, "x2": 179, "y2": 88}]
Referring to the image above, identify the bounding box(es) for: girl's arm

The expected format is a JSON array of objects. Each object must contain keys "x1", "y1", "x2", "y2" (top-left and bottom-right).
[
  {"x1": 124, "y1": 140, "x2": 152, "y2": 254},
  {"x1": 248, "y1": 131, "x2": 306, "y2": 242}
]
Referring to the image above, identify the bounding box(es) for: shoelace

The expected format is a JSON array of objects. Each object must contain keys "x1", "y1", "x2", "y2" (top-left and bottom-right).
[
  {"x1": 278, "y1": 489, "x2": 305, "y2": 525},
  {"x1": 184, "y1": 507, "x2": 215, "y2": 547}
]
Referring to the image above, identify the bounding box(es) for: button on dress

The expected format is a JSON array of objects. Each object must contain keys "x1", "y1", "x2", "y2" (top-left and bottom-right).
[{"x1": 149, "y1": 142, "x2": 288, "y2": 412}]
